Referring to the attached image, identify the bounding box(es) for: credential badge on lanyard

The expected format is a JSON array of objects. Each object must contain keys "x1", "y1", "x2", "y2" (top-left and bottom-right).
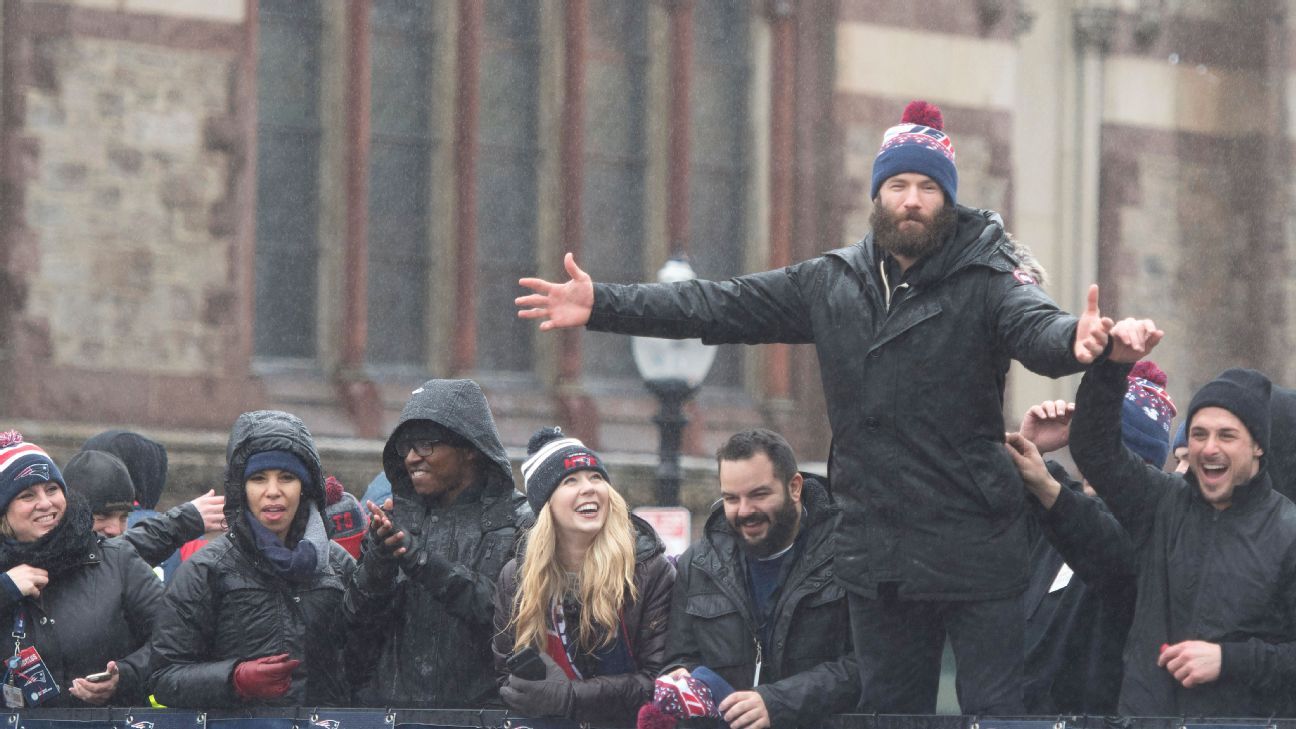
[{"x1": 4, "y1": 606, "x2": 59, "y2": 707}]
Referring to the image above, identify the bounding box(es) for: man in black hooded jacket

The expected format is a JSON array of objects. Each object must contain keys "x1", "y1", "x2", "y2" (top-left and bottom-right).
[
  {"x1": 344, "y1": 379, "x2": 532, "y2": 708},
  {"x1": 516, "y1": 100, "x2": 1120, "y2": 713},
  {"x1": 1070, "y1": 321, "x2": 1296, "y2": 717}
]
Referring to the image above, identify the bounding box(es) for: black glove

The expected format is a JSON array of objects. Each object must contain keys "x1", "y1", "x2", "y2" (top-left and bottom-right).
[
  {"x1": 499, "y1": 653, "x2": 574, "y2": 718},
  {"x1": 357, "y1": 522, "x2": 400, "y2": 591},
  {"x1": 399, "y1": 541, "x2": 455, "y2": 587}
]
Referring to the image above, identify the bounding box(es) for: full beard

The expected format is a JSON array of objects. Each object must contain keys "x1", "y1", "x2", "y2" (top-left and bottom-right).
[
  {"x1": 733, "y1": 494, "x2": 800, "y2": 559},
  {"x1": 871, "y1": 201, "x2": 957, "y2": 261}
]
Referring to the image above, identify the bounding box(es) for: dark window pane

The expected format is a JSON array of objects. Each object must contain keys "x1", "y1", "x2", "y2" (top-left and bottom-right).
[
  {"x1": 582, "y1": 0, "x2": 648, "y2": 382},
  {"x1": 255, "y1": 0, "x2": 322, "y2": 359},
  {"x1": 484, "y1": 0, "x2": 538, "y2": 40},
  {"x1": 588, "y1": 0, "x2": 646, "y2": 54},
  {"x1": 475, "y1": 2, "x2": 540, "y2": 374},
  {"x1": 367, "y1": 1, "x2": 435, "y2": 367},
  {"x1": 690, "y1": 0, "x2": 749, "y2": 388}
]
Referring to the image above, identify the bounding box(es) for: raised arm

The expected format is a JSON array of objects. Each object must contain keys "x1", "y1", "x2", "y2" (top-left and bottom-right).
[
  {"x1": 519, "y1": 253, "x2": 818, "y2": 345},
  {"x1": 119, "y1": 494, "x2": 215, "y2": 566},
  {"x1": 1068, "y1": 319, "x2": 1176, "y2": 543}
]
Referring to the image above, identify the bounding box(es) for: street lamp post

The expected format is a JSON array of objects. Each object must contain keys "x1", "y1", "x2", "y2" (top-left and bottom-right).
[{"x1": 631, "y1": 258, "x2": 716, "y2": 507}]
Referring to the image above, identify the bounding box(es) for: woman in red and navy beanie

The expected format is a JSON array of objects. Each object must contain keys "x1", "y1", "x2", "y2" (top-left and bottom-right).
[{"x1": 0, "y1": 430, "x2": 163, "y2": 707}]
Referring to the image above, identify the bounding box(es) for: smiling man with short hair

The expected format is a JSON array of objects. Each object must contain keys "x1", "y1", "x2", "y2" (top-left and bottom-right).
[
  {"x1": 1070, "y1": 324, "x2": 1296, "y2": 717},
  {"x1": 662, "y1": 429, "x2": 858, "y2": 729}
]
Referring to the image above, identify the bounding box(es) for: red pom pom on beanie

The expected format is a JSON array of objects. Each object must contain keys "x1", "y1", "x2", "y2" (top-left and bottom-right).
[{"x1": 901, "y1": 100, "x2": 944, "y2": 130}]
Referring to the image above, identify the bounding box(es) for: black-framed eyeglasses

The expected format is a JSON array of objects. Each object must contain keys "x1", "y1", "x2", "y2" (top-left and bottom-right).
[{"x1": 397, "y1": 438, "x2": 440, "y2": 458}]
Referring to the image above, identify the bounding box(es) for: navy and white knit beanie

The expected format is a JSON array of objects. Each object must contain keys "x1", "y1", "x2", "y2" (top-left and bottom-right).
[
  {"x1": 1122, "y1": 361, "x2": 1177, "y2": 467},
  {"x1": 870, "y1": 100, "x2": 958, "y2": 204},
  {"x1": 1188, "y1": 368, "x2": 1273, "y2": 453},
  {"x1": 521, "y1": 427, "x2": 609, "y2": 514},
  {"x1": 0, "y1": 431, "x2": 65, "y2": 512}
]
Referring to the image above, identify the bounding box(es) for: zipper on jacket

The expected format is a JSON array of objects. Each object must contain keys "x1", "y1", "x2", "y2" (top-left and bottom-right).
[
  {"x1": 878, "y1": 258, "x2": 910, "y2": 312},
  {"x1": 1185, "y1": 509, "x2": 1221, "y2": 639},
  {"x1": 752, "y1": 635, "x2": 762, "y2": 688}
]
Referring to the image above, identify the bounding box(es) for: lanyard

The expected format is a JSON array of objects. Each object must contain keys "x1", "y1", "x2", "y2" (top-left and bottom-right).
[{"x1": 9, "y1": 607, "x2": 24, "y2": 658}]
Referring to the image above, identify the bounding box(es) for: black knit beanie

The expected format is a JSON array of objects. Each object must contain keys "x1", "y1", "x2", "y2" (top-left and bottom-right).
[
  {"x1": 64, "y1": 450, "x2": 136, "y2": 515},
  {"x1": 1187, "y1": 367, "x2": 1273, "y2": 452},
  {"x1": 521, "y1": 427, "x2": 609, "y2": 514}
]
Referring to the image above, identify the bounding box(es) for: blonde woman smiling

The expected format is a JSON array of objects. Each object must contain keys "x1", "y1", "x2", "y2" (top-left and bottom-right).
[{"x1": 493, "y1": 428, "x2": 674, "y2": 726}]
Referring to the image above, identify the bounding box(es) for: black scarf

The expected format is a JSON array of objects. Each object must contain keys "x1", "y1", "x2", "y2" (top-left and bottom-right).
[{"x1": 0, "y1": 494, "x2": 95, "y2": 576}]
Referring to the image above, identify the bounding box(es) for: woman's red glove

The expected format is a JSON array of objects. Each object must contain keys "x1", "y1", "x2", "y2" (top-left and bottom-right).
[{"x1": 232, "y1": 654, "x2": 300, "y2": 701}]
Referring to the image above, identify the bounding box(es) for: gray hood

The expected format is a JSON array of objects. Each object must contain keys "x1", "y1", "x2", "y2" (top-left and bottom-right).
[{"x1": 382, "y1": 379, "x2": 516, "y2": 501}]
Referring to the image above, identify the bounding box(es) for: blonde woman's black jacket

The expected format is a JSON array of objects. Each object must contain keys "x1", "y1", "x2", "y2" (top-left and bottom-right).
[
  {"x1": 492, "y1": 514, "x2": 675, "y2": 726},
  {"x1": 661, "y1": 477, "x2": 859, "y2": 727},
  {"x1": 589, "y1": 206, "x2": 1083, "y2": 600},
  {"x1": 1071, "y1": 361, "x2": 1296, "y2": 717}
]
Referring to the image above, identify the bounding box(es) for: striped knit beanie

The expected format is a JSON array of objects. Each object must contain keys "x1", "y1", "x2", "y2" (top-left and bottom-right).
[
  {"x1": 0, "y1": 431, "x2": 66, "y2": 512},
  {"x1": 871, "y1": 100, "x2": 958, "y2": 204},
  {"x1": 521, "y1": 427, "x2": 609, "y2": 513},
  {"x1": 1122, "y1": 361, "x2": 1178, "y2": 467}
]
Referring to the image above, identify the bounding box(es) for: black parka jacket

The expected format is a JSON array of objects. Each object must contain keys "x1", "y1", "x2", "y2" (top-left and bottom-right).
[
  {"x1": 1071, "y1": 361, "x2": 1296, "y2": 717},
  {"x1": 1022, "y1": 461, "x2": 1137, "y2": 715},
  {"x1": 150, "y1": 410, "x2": 357, "y2": 708},
  {"x1": 0, "y1": 534, "x2": 163, "y2": 707},
  {"x1": 590, "y1": 207, "x2": 1083, "y2": 599},
  {"x1": 662, "y1": 477, "x2": 859, "y2": 728},
  {"x1": 491, "y1": 514, "x2": 675, "y2": 725},
  {"x1": 345, "y1": 379, "x2": 533, "y2": 708}
]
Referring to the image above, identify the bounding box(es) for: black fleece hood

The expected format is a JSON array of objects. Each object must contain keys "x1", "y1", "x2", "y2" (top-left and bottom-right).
[
  {"x1": 223, "y1": 410, "x2": 325, "y2": 547},
  {"x1": 81, "y1": 430, "x2": 168, "y2": 509},
  {"x1": 382, "y1": 379, "x2": 516, "y2": 502}
]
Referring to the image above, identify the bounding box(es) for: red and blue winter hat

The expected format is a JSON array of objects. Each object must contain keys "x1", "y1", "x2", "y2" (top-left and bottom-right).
[
  {"x1": 871, "y1": 100, "x2": 958, "y2": 204},
  {"x1": 1123, "y1": 361, "x2": 1178, "y2": 467},
  {"x1": 0, "y1": 431, "x2": 65, "y2": 512},
  {"x1": 521, "y1": 427, "x2": 608, "y2": 514}
]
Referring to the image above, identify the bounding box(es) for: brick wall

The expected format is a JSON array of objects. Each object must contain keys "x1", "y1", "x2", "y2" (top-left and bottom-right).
[{"x1": 23, "y1": 34, "x2": 237, "y2": 375}]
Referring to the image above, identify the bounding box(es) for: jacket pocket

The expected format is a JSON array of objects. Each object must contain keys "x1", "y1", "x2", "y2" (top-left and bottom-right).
[
  {"x1": 955, "y1": 436, "x2": 1024, "y2": 517},
  {"x1": 684, "y1": 593, "x2": 750, "y2": 668},
  {"x1": 786, "y1": 582, "x2": 850, "y2": 668}
]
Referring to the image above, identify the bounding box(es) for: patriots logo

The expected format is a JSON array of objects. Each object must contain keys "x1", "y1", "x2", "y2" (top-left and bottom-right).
[
  {"x1": 564, "y1": 454, "x2": 596, "y2": 470},
  {"x1": 16, "y1": 463, "x2": 48, "y2": 481},
  {"x1": 131, "y1": 722, "x2": 155, "y2": 729},
  {"x1": 312, "y1": 720, "x2": 340, "y2": 729}
]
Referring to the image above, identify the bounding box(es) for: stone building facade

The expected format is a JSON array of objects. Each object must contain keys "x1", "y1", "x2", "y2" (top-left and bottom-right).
[{"x1": 1, "y1": 0, "x2": 1292, "y2": 501}]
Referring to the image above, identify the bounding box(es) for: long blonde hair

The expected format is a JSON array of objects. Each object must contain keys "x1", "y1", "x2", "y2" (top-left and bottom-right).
[{"x1": 510, "y1": 487, "x2": 638, "y2": 653}]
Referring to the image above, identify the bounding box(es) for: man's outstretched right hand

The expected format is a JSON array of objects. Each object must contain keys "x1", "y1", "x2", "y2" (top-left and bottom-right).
[{"x1": 515, "y1": 253, "x2": 595, "y2": 331}]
